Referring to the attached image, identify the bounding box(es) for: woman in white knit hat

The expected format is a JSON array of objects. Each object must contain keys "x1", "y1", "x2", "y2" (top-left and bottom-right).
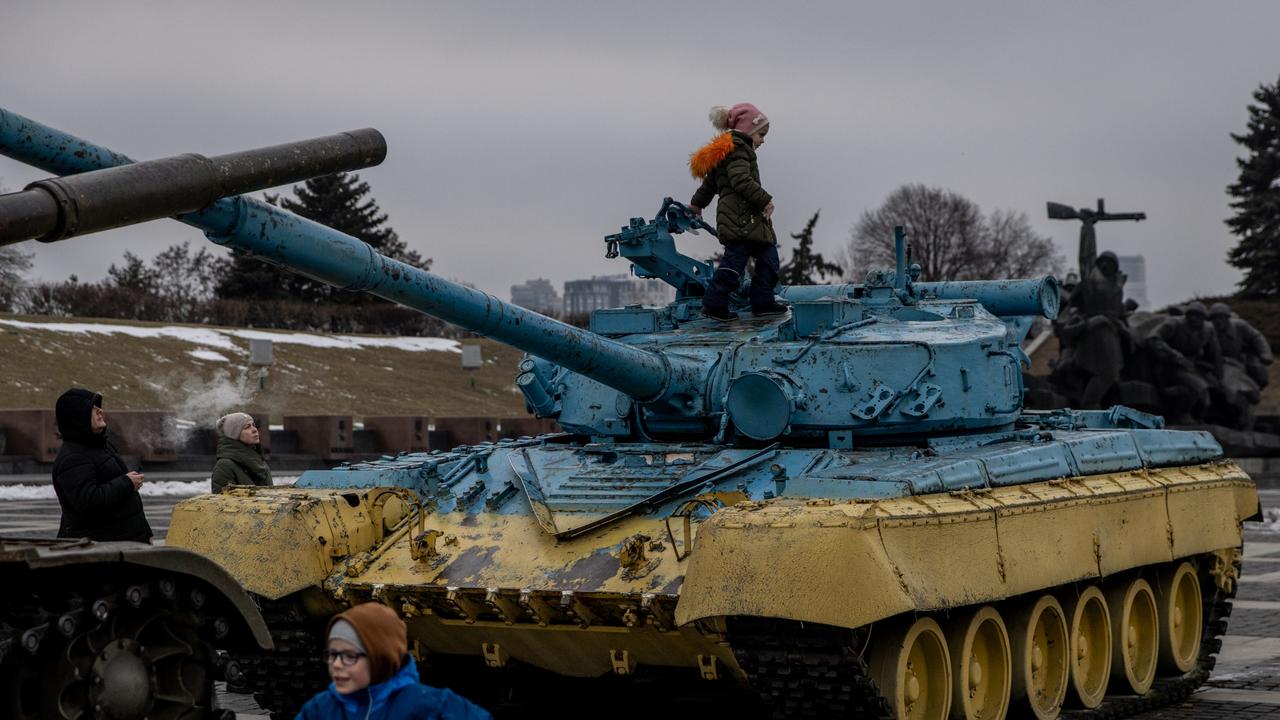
[{"x1": 211, "y1": 412, "x2": 272, "y2": 493}]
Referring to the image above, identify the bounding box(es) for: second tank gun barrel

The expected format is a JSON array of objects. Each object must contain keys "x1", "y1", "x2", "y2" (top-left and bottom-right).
[
  {"x1": 0, "y1": 128, "x2": 386, "y2": 246},
  {"x1": 778, "y1": 276, "x2": 1060, "y2": 319},
  {"x1": 0, "y1": 108, "x2": 689, "y2": 405}
]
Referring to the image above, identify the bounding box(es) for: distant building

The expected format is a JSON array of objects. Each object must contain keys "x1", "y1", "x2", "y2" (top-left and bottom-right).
[
  {"x1": 562, "y1": 274, "x2": 676, "y2": 316},
  {"x1": 510, "y1": 278, "x2": 561, "y2": 316},
  {"x1": 1116, "y1": 255, "x2": 1148, "y2": 309}
]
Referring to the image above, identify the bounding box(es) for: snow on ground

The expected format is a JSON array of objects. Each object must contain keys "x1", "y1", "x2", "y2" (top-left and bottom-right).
[
  {"x1": 0, "y1": 319, "x2": 239, "y2": 351},
  {"x1": 0, "y1": 319, "x2": 461, "y2": 353},
  {"x1": 0, "y1": 477, "x2": 298, "y2": 501},
  {"x1": 1254, "y1": 506, "x2": 1280, "y2": 532},
  {"x1": 188, "y1": 349, "x2": 230, "y2": 362}
]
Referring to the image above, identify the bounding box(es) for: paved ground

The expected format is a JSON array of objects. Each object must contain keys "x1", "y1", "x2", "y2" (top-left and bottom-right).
[{"x1": 4, "y1": 487, "x2": 1277, "y2": 719}]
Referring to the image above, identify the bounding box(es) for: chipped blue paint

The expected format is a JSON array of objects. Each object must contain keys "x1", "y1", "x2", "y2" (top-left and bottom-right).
[{"x1": 285, "y1": 421, "x2": 1226, "y2": 531}]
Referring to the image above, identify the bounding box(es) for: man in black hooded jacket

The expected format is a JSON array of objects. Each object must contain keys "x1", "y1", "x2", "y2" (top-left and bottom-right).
[{"x1": 52, "y1": 388, "x2": 152, "y2": 542}]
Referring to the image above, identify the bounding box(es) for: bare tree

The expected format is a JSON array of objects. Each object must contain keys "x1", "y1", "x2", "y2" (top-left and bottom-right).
[
  {"x1": 0, "y1": 245, "x2": 33, "y2": 311},
  {"x1": 0, "y1": 179, "x2": 35, "y2": 311},
  {"x1": 981, "y1": 209, "x2": 1063, "y2": 278},
  {"x1": 844, "y1": 184, "x2": 1062, "y2": 282}
]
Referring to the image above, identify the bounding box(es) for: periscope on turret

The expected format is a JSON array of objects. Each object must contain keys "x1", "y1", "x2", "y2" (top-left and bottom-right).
[{"x1": 0, "y1": 108, "x2": 1261, "y2": 720}]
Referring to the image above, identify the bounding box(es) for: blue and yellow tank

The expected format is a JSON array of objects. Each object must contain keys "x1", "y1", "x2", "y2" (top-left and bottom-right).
[{"x1": 0, "y1": 110, "x2": 1260, "y2": 720}]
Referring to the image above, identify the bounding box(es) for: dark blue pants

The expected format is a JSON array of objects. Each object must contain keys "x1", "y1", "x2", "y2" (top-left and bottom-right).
[{"x1": 703, "y1": 241, "x2": 780, "y2": 310}]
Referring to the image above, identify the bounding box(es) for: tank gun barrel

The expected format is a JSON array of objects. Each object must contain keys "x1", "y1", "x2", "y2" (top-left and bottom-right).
[
  {"x1": 0, "y1": 108, "x2": 687, "y2": 404},
  {"x1": 0, "y1": 129, "x2": 387, "y2": 246}
]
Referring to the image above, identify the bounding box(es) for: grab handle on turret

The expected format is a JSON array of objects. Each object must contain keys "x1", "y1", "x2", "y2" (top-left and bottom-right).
[{"x1": 655, "y1": 197, "x2": 717, "y2": 237}]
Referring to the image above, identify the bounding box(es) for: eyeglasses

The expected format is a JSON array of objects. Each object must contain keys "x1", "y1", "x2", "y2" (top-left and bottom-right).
[{"x1": 321, "y1": 649, "x2": 367, "y2": 667}]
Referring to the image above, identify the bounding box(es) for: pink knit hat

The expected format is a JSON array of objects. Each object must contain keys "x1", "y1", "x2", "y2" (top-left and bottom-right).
[{"x1": 710, "y1": 103, "x2": 770, "y2": 135}]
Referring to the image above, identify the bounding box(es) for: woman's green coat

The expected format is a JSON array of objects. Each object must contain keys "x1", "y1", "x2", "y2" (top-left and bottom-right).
[{"x1": 211, "y1": 436, "x2": 272, "y2": 493}]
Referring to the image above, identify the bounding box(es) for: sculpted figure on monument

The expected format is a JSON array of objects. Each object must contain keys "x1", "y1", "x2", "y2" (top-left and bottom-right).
[
  {"x1": 1045, "y1": 199, "x2": 1145, "y2": 409},
  {"x1": 1144, "y1": 302, "x2": 1223, "y2": 424},
  {"x1": 1068, "y1": 250, "x2": 1130, "y2": 408},
  {"x1": 1208, "y1": 302, "x2": 1273, "y2": 429}
]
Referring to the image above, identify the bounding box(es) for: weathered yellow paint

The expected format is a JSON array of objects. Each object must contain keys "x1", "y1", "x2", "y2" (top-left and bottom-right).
[
  {"x1": 164, "y1": 461, "x2": 1256, "y2": 679},
  {"x1": 166, "y1": 487, "x2": 411, "y2": 599},
  {"x1": 675, "y1": 462, "x2": 1257, "y2": 629},
  {"x1": 347, "y1": 509, "x2": 688, "y2": 595},
  {"x1": 398, "y1": 613, "x2": 740, "y2": 678}
]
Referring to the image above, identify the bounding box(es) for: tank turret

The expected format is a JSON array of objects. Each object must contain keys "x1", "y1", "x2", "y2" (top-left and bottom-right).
[{"x1": 0, "y1": 109, "x2": 1260, "y2": 720}]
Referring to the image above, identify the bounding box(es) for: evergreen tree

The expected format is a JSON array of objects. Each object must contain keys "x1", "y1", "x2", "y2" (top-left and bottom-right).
[
  {"x1": 106, "y1": 251, "x2": 160, "y2": 293},
  {"x1": 218, "y1": 172, "x2": 431, "y2": 303},
  {"x1": 779, "y1": 210, "x2": 843, "y2": 285},
  {"x1": 1226, "y1": 74, "x2": 1280, "y2": 297}
]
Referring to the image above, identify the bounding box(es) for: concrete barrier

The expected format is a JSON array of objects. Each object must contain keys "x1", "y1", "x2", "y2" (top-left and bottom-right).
[
  {"x1": 283, "y1": 415, "x2": 354, "y2": 460},
  {"x1": 183, "y1": 412, "x2": 271, "y2": 457},
  {"x1": 363, "y1": 416, "x2": 431, "y2": 453},
  {"x1": 496, "y1": 416, "x2": 560, "y2": 438},
  {"x1": 0, "y1": 409, "x2": 60, "y2": 462},
  {"x1": 109, "y1": 410, "x2": 179, "y2": 462},
  {"x1": 431, "y1": 416, "x2": 496, "y2": 446}
]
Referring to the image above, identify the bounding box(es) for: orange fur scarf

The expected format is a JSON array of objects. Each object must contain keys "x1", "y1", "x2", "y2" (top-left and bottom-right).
[{"x1": 688, "y1": 132, "x2": 735, "y2": 179}]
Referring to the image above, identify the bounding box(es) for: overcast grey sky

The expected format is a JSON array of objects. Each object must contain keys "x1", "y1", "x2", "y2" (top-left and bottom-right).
[{"x1": 2, "y1": 1, "x2": 1277, "y2": 309}]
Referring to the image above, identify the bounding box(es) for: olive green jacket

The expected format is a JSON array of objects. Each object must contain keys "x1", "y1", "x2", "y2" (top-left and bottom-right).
[
  {"x1": 211, "y1": 436, "x2": 272, "y2": 494},
  {"x1": 689, "y1": 130, "x2": 776, "y2": 246}
]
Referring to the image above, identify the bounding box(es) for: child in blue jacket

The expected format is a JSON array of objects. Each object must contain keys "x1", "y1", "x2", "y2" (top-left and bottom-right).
[{"x1": 296, "y1": 602, "x2": 490, "y2": 720}]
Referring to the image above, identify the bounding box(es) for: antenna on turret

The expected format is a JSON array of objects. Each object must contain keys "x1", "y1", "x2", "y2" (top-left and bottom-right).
[{"x1": 894, "y1": 226, "x2": 908, "y2": 292}]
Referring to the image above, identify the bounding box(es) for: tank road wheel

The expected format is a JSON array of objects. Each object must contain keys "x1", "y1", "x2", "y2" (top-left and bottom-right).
[
  {"x1": 50, "y1": 608, "x2": 214, "y2": 720},
  {"x1": 1007, "y1": 595, "x2": 1069, "y2": 720},
  {"x1": 1156, "y1": 562, "x2": 1203, "y2": 674},
  {"x1": 1064, "y1": 586, "x2": 1111, "y2": 708},
  {"x1": 871, "y1": 617, "x2": 952, "y2": 720},
  {"x1": 945, "y1": 606, "x2": 1010, "y2": 720},
  {"x1": 1107, "y1": 578, "x2": 1159, "y2": 695}
]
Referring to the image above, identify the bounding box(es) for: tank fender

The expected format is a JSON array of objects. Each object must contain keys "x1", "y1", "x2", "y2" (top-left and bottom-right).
[{"x1": 675, "y1": 463, "x2": 1257, "y2": 629}]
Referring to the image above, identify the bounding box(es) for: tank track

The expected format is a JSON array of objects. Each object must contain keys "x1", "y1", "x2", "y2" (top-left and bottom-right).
[
  {"x1": 728, "y1": 618, "x2": 894, "y2": 719},
  {"x1": 227, "y1": 598, "x2": 328, "y2": 720},
  {"x1": 729, "y1": 555, "x2": 1237, "y2": 720}
]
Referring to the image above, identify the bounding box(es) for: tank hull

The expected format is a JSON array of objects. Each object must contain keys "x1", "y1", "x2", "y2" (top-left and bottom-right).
[{"x1": 165, "y1": 431, "x2": 1258, "y2": 718}]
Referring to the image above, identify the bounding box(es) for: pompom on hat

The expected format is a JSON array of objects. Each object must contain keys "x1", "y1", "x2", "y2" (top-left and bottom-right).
[{"x1": 709, "y1": 103, "x2": 769, "y2": 136}]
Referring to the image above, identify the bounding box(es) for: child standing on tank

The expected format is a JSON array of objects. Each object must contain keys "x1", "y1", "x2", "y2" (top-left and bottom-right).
[{"x1": 688, "y1": 103, "x2": 787, "y2": 321}]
